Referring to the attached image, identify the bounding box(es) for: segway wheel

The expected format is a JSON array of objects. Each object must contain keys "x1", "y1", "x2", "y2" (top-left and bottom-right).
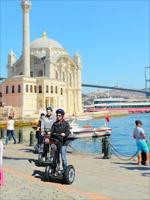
[
  {"x1": 38, "y1": 153, "x2": 43, "y2": 166},
  {"x1": 45, "y1": 165, "x2": 53, "y2": 181},
  {"x1": 63, "y1": 165, "x2": 75, "y2": 185}
]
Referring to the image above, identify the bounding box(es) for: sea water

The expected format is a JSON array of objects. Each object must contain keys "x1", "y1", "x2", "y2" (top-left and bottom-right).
[{"x1": 71, "y1": 113, "x2": 150, "y2": 155}]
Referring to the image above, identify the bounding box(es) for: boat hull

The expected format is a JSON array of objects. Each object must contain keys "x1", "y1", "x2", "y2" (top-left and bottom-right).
[{"x1": 69, "y1": 128, "x2": 111, "y2": 140}]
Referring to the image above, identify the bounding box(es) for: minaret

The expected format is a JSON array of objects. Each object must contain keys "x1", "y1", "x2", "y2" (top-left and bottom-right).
[
  {"x1": 21, "y1": 0, "x2": 32, "y2": 77},
  {"x1": 73, "y1": 52, "x2": 83, "y2": 113},
  {"x1": 7, "y1": 50, "x2": 16, "y2": 77}
]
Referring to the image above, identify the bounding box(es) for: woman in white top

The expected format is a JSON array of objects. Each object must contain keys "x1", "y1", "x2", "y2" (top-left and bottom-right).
[{"x1": 6, "y1": 116, "x2": 16, "y2": 144}]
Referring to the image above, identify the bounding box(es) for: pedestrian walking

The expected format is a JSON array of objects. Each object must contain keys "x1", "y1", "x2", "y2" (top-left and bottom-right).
[{"x1": 6, "y1": 116, "x2": 16, "y2": 145}]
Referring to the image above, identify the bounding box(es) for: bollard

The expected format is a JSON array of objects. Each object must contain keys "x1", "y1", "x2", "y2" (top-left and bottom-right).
[
  {"x1": 29, "y1": 131, "x2": 34, "y2": 146},
  {"x1": 18, "y1": 129, "x2": 23, "y2": 143},
  {"x1": 101, "y1": 138, "x2": 105, "y2": 154},
  {"x1": 0, "y1": 128, "x2": 5, "y2": 139},
  {"x1": 102, "y1": 136, "x2": 111, "y2": 159}
]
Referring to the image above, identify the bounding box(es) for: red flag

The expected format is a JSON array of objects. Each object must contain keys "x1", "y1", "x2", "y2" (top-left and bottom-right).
[{"x1": 105, "y1": 116, "x2": 110, "y2": 122}]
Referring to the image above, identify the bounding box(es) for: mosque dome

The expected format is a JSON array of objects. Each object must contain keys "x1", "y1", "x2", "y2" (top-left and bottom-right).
[{"x1": 30, "y1": 32, "x2": 63, "y2": 49}]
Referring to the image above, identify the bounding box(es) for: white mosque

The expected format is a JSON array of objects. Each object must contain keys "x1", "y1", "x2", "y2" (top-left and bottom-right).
[{"x1": 0, "y1": 0, "x2": 83, "y2": 118}]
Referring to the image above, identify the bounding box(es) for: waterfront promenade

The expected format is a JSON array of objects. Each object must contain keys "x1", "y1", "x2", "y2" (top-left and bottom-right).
[{"x1": 1, "y1": 143, "x2": 149, "y2": 200}]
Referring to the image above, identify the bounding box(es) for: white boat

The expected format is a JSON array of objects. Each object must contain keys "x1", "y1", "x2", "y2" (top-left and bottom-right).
[
  {"x1": 84, "y1": 97, "x2": 150, "y2": 112},
  {"x1": 68, "y1": 119, "x2": 112, "y2": 140},
  {"x1": 75, "y1": 116, "x2": 93, "y2": 121}
]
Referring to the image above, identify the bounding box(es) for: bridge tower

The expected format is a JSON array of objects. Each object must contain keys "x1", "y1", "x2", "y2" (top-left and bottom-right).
[{"x1": 145, "y1": 66, "x2": 150, "y2": 98}]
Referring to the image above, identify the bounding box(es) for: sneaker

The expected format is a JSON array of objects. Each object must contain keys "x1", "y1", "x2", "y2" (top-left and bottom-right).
[
  {"x1": 145, "y1": 162, "x2": 150, "y2": 166},
  {"x1": 53, "y1": 172, "x2": 58, "y2": 177}
]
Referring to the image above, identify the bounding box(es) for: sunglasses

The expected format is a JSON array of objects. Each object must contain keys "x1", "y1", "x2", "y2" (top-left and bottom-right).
[{"x1": 57, "y1": 114, "x2": 62, "y2": 117}]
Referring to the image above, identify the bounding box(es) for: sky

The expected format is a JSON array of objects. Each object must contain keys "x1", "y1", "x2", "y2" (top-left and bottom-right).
[{"x1": 0, "y1": 0, "x2": 149, "y2": 92}]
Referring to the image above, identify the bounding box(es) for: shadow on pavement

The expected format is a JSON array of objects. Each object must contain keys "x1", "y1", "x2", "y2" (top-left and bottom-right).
[
  {"x1": 32, "y1": 169, "x2": 64, "y2": 184},
  {"x1": 3, "y1": 156, "x2": 30, "y2": 161},
  {"x1": 142, "y1": 172, "x2": 150, "y2": 177},
  {"x1": 120, "y1": 166, "x2": 150, "y2": 171},
  {"x1": 28, "y1": 158, "x2": 47, "y2": 167},
  {"x1": 112, "y1": 162, "x2": 138, "y2": 165},
  {"x1": 93, "y1": 156, "x2": 104, "y2": 160},
  {"x1": 112, "y1": 161, "x2": 150, "y2": 169},
  {"x1": 19, "y1": 148, "x2": 36, "y2": 154}
]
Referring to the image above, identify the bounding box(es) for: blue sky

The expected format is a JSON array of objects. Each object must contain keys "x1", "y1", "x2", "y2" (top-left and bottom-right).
[{"x1": 0, "y1": 0, "x2": 149, "y2": 91}]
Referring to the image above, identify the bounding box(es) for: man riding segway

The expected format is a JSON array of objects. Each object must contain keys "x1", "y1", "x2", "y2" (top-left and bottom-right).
[
  {"x1": 51, "y1": 109, "x2": 70, "y2": 171},
  {"x1": 45, "y1": 108, "x2": 75, "y2": 184},
  {"x1": 38, "y1": 106, "x2": 55, "y2": 163}
]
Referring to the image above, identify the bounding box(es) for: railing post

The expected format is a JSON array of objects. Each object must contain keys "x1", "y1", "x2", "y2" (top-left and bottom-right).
[
  {"x1": 29, "y1": 131, "x2": 34, "y2": 146},
  {"x1": 102, "y1": 136, "x2": 111, "y2": 159},
  {"x1": 18, "y1": 129, "x2": 23, "y2": 143},
  {"x1": 101, "y1": 137, "x2": 105, "y2": 154}
]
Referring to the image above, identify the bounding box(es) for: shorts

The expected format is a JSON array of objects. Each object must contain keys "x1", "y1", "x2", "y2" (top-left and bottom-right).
[{"x1": 136, "y1": 140, "x2": 149, "y2": 153}]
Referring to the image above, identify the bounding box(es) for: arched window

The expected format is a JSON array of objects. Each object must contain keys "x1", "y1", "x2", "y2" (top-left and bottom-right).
[
  {"x1": 6, "y1": 86, "x2": 9, "y2": 94},
  {"x1": 46, "y1": 85, "x2": 49, "y2": 93},
  {"x1": 34, "y1": 57, "x2": 38, "y2": 64},
  {"x1": 60, "y1": 88, "x2": 63, "y2": 95},
  {"x1": 55, "y1": 86, "x2": 58, "y2": 94},
  {"x1": 34, "y1": 85, "x2": 37, "y2": 93},
  {"x1": 30, "y1": 85, "x2": 33, "y2": 93},
  {"x1": 30, "y1": 71, "x2": 33, "y2": 77},
  {"x1": 18, "y1": 85, "x2": 21, "y2": 93},
  {"x1": 12, "y1": 85, "x2": 15, "y2": 93},
  {"x1": 51, "y1": 86, "x2": 53, "y2": 93},
  {"x1": 26, "y1": 85, "x2": 28, "y2": 92},
  {"x1": 69, "y1": 73, "x2": 72, "y2": 87},
  {"x1": 55, "y1": 71, "x2": 58, "y2": 79},
  {"x1": 63, "y1": 72, "x2": 65, "y2": 82},
  {"x1": 39, "y1": 85, "x2": 42, "y2": 93},
  {"x1": 38, "y1": 70, "x2": 43, "y2": 77}
]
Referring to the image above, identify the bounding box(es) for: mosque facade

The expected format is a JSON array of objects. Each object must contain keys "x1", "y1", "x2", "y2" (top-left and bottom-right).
[{"x1": 0, "y1": 0, "x2": 83, "y2": 118}]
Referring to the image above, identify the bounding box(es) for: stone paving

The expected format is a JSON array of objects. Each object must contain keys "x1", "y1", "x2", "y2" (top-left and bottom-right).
[{"x1": 0, "y1": 143, "x2": 150, "y2": 200}]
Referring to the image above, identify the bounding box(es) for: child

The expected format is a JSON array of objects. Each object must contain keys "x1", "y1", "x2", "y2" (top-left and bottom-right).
[
  {"x1": 0, "y1": 139, "x2": 4, "y2": 186},
  {"x1": 133, "y1": 120, "x2": 149, "y2": 165}
]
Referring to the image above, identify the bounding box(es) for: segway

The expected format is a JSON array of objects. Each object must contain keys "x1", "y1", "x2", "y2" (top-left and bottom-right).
[
  {"x1": 38, "y1": 130, "x2": 51, "y2": 166},
  {"x1": 45, "y1": 138, "x2": 75, "y2": 185}
]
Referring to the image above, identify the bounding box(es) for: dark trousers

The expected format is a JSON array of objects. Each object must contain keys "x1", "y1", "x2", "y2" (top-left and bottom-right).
[
  {"x1": 36, "y1": 131, "x2": 43, "y2": 145},
  {"x1": 6, "y1": 130, "x2": 16, "y2": 144}
]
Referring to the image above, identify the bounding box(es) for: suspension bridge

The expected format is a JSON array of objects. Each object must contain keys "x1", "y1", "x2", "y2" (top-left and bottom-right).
[{"x1": 82, "y1": 83, "x2": 150, "y2": 98}]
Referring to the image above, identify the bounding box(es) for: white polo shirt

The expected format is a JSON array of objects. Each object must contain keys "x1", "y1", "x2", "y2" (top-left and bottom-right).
[{"x1": 7, "y1": 119, "x2": 15, "y2": 130}]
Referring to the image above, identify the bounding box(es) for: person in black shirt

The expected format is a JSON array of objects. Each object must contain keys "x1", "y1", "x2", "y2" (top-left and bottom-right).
[
  {"x1": 51, "y1": 109, "x2": 70, "y2": 171},
  {"x1": 36, "y1": 113, "x2": 45, "y2": 145}
]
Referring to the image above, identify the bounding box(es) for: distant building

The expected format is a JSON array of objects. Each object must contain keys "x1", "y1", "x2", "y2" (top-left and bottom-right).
[{"x1": 0, "y1": 0, "x2": 82, "y2": 118}]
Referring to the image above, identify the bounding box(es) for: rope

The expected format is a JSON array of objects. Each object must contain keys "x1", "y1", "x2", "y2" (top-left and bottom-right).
[{"x1": 109, "y1": 143, "x2": 137, "y2": 161}]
